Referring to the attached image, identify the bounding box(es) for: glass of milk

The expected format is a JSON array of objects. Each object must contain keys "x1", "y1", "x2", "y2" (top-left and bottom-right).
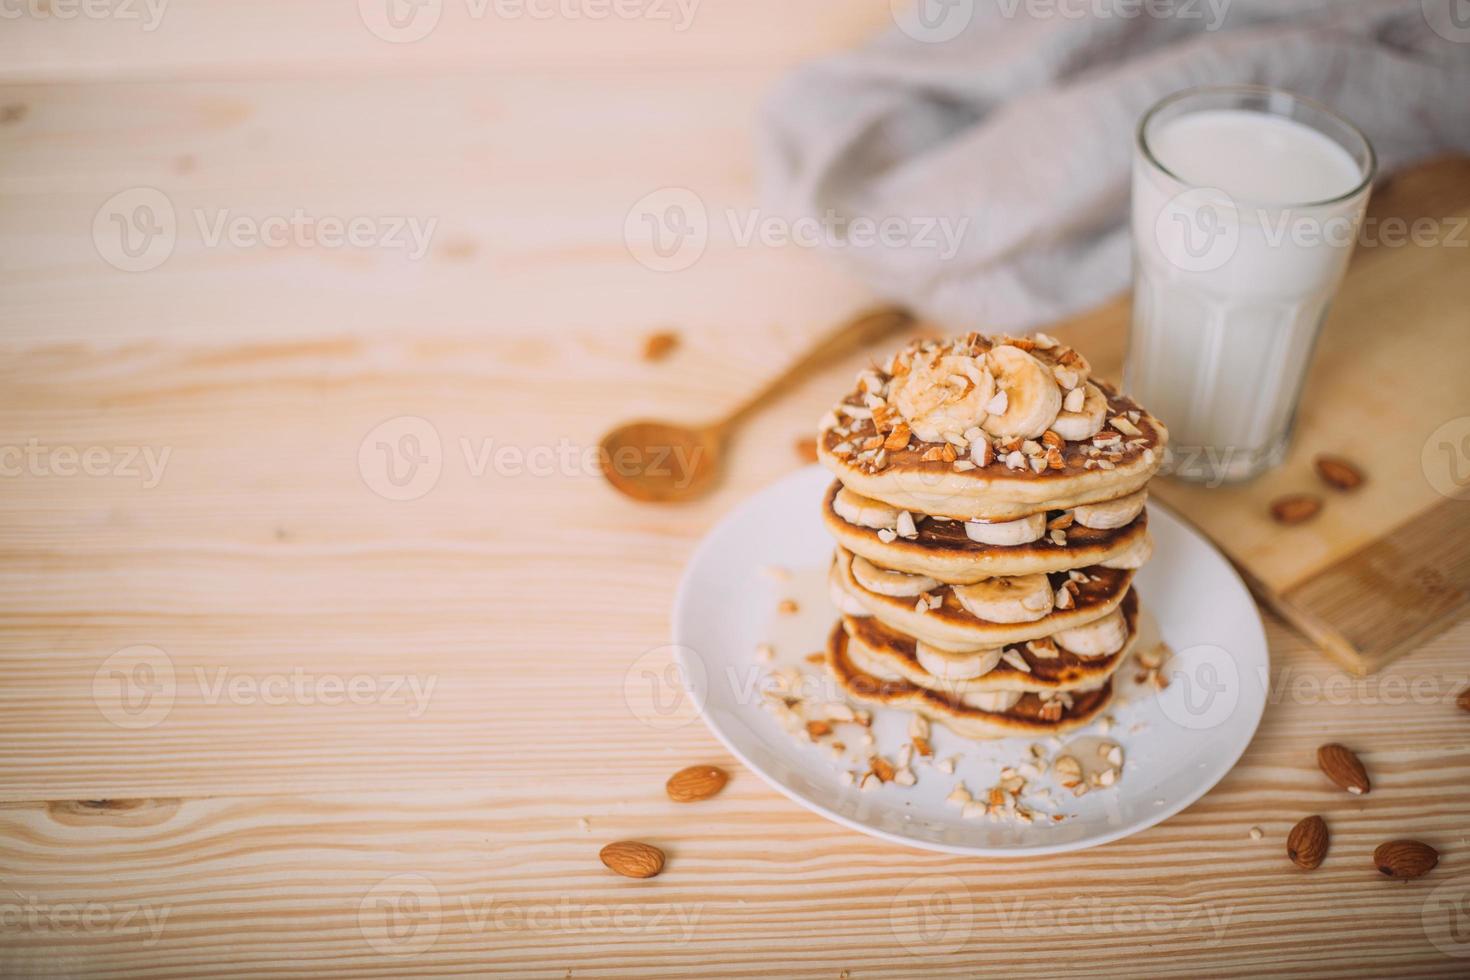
[{"x1": 1126, "y1": 86, "x2": 1375, "y2": 484}]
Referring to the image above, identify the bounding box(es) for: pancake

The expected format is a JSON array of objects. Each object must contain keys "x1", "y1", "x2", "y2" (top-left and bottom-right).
[
  {"x1": 826, "y1": 621, "x2": 1115, "y2": 738},
  {"x1": 833, "y1": 547, "x2": 1134, "y2": 651},
  {"x1": 819, "y1": 377, "x2": 1167, "y2": 522},
  {"x1": 843, "y1": 588, "x2": 1138, "y2": 695},
  {"x1": 822, "y1": 479, "x2": 1152, "y2": 583}
]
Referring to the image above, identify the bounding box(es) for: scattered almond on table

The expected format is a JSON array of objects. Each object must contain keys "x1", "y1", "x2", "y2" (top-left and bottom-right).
[
  {"x1": 1271, "y1": 494, "x2": 1323, "y2": 525},
  {"x1": 794, "y1": 436, "x2": 818, "y2": 463},
  {"x1": 599, "y1": 840, "x2": 665, "y2": 878},
  {"x1": 665, "y1": 765, "x2": 729, "y2": 803},
  {"x1": 641, "y1": 330, "x2": 680, "y2": 362},
  {"x1": 1317, "y1": 743, "x2": 1370, "y2": 795},
  {"x1": 1374, "y1": 840, "x2": 1438, "y2": 879},
  {"x1": 1314, "y1": 454, "x2": 1365, "y2": 491},
  {"x1": 1287, "y1": 815, "x2": 1329, "y2": 870},
  {"x1": 1456, "y1": 687, "x2": 1470, "y2": 712}
]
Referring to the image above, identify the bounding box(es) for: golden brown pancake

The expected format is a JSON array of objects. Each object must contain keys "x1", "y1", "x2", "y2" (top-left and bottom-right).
[
  {"x1": 819, "y1": 379, "x2": 1167, "y2": 522},
  {"x1": 843, "y1": 588, "x2": 1138, "y2": 695},
  {"x1": 832, "y1": 547, "x2": 1134, "y2": 651},
  {"x1": 822, "y1": 479, "x2": 1150, "y2": 583},
  {"x1": 826, "y1": 622, "x2": 1115, "y2": 738}
]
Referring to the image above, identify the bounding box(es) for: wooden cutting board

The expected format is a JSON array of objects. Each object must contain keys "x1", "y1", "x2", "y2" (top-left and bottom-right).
[{"x1": 1046, "y1": 156, "x2": 1470, "y2": 675}]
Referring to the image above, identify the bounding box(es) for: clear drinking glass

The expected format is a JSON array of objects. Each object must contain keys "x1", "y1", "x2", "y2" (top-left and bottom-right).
[{"x1": 1125, "y1": 86, "x2": 1376, "y2": 484}]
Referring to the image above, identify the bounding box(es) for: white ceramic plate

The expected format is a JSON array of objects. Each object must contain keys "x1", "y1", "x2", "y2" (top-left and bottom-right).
[{"x1": 672, "y1": 465, "x2": 1269, "y2": 856}]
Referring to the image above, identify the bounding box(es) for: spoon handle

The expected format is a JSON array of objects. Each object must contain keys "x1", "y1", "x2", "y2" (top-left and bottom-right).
[{"x1": 716, "y1": 304, "x2": 916, "y2": 435}]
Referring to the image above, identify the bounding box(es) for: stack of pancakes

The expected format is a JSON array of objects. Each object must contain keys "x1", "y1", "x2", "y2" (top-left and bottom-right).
[{"x1": 817, "y1": 332, "x2": 1168, "y2": 738}]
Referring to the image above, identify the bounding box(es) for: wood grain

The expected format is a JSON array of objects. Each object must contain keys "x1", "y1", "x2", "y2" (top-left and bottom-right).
[{"x1": 3, "y1": 3, "x2": 1469, "y2": 976}]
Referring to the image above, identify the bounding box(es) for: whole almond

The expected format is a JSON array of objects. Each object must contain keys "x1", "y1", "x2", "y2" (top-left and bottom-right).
[
  {"x1": 1374, "y1": 840, "x2": 1438, "y2": 879},
  {"x1": 1271, "y1": 494, "x2": 1323, "y2": 525},
  {"x1": 1287, "y1": 815, "x2": 1329, "y2": 870},
  {"x1": 1317, "y1": 743, "x2": 1370, "y2": 795},
  {"x1": 1456, "y1": 687, "x2": 1470, "y2": 713},
  {"x1": 1315, "y1": 455, "x2": 1364, "y2": 491},
  {"x1": 665, "y1": 765, "x2": 729, "y2": 803},
  {"x1": 641, "y1": 330, "x2": 679, "y2": 362},
  {"x1": 599, "y1": 841, "x2": 665, "y2": 879},
  {"x1": 794, "y1": 437, "x2": 818, "y2": 464}
]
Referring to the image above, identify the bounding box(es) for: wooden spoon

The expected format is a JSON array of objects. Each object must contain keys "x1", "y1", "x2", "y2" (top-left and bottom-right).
[{"x1": 599, "y1": 304, "x2": 916, "y2": 503}]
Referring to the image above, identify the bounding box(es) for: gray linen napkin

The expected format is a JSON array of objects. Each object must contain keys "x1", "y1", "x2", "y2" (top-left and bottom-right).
[{"x1": 760, "y1": 0, "x2": 1470, "y2": 330}]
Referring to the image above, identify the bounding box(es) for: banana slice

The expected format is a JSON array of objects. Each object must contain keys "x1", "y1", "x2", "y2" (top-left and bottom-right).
[
  {"x1": 850, "y1": 555, "x2": 940, "y2": 597},
  {"x1": 1052, "y1": 607, "x2": 1128, "y2": 657},
  {"x1": 1051, "y1": 382, "x2": 1107, "y2": 441},
  {"x1": 890, "y1": 353, "x2": 996, "y2": 443},
  {"x1": 952, "y1": 573, "x2": 1054, "y2": 623},
  {"x1": 846, "y1": 635, "x2": 909, "y2": 681},
  {"x1": 964, "y1": 512, "x2": 1046, "y2": 547},
  {"x1": 1099, "y1": 533, "x2": 1154, "y2": 570},
  {"x1": 1073, "y1": 489, "x2": 1147, "y2": 530},
  {"x1": 960, "y1": 689, "x2": 1022, "y2": 713},
  {"x1": 829, "y1": 569, "x2": 872, "y2": 616},
  {"x1": 981, "y1": 345, "x2": 1063, "y2": 439},
  {"x1": 832, "y1": 487, "x2": 900, "y2": 530},
  {"x1": 915, "y1": 641, "x2": 1002, "y2": 680}
]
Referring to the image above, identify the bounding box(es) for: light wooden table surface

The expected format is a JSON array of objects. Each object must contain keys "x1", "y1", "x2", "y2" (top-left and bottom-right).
[{"x1": 3, "y1": 4, "x2": 1468, "y2": 977}]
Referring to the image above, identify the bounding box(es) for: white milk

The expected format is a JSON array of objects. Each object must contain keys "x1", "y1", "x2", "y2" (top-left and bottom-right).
[{"x1": 1127, "y1": 101, "x2": 1372, "y2": 483}]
